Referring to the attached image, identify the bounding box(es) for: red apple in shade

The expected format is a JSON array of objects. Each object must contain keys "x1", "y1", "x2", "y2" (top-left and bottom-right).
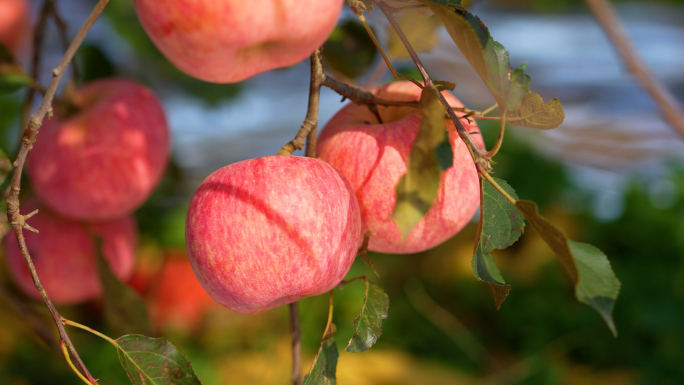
[
  {"x1": 317, "y1": 81, "x2": 484, "y2": 254},
  {"x1": 0, "y1": 0, "x2": 30, "y2": 54},
  {"x1": 185, "y1": 156, "x2": 363, "y2": 314},
  {"x1": 132, "y1": 0, "x2": 345, "y2": 83},
  {"x1": 146, "y1": 251, "x2": 218, "y2": 332},
  {"x1": 4, "y1": 199, "x2": 137, "y2": 305},
  {"x1": 28, "y1": 78, "x2": 169, "y2": 222}
]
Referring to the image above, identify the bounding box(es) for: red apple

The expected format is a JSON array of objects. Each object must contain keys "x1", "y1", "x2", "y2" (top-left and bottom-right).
[
  {"x1": 0, "y1": 0, "x2": 30, "y2": 54},
  {"x1": 185, "y1": 156, "x2": 362, "y2": 314},
  {"x1": 317, "y1": 81, "x2": 484, "y2": 254},
  {"x1": 4, "y1": 199, "x2": 137, "y2": 305},
  {"x1": 28, "y1": 78, "x2": 169, "y2": 221},
  {"x1": 132, "y1": 0, "x2": 345, "y2": 83},
  {"x1": 146, "y1": 251, "x2": 218, "y2": 332}
]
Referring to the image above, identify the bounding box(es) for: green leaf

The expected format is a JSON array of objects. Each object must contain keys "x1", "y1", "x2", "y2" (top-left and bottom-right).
[
  {"x1": 508, "y1": 93, "x2": 565, "y2": 129},
  {"x1": 385, "y1": 0, "x2": 462, "y2": 15},
  {"x1": 302, "y1": 329, "x2": 339, "y2": 385},
  {"x1": 0, "y1": 43, "x2": 14, "y2": 63},
  {"x1": 346, "y1": 280, "x2": 389, "y2": 353},
  {"x1": 473, "y1": 177, "x2": 525, "y2": 308},
  {"x1": 115, "y1": 334, "x2": 203, "y2": 385},
  {"x1": 96, "y1": 240, "x2": 154, "y2": 337},
  {"x1": 434, "y1": 132, "x2": 453, "y2": 171},
  {"x1": 76, "y1": 43, "x2": 116, "y2": 83},
  {"x1": 392, "y1": 86, "x2": 446, "y2": 237},
  {"x1": 515, "y1": 200, "x2": 621, "y2": 336},
  {"x1": 0, "y1": 66, "x2": 32, "y2": 94},
  {"x1": 424, "y1": 2, "x2": 565, "y2": 126}
]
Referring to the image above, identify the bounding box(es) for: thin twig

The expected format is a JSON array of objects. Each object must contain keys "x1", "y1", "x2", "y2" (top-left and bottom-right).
[
  {"x1": 20, "y1": 0, "x2": 53, "y2": 133},
  {"x1": 277, "y1": 49, "x2": 325, "y2": 156},
  {"x1": 288, "y1": 302, "x2": 302, "y2": 385},
  {"x1": 585, "y1": 0, "x2": 684, "y2": 138},
  {"x1": 375, "y1": 0, "x2": 490, "y2": 170},
  {"x1": 7, "y1": 1, "x2": 110, "y2": 383},
  {"x1": 486, "y1": 110, "x2": 506, "y2": 158},
  {"x1": 322, "y1": 75, "x2": 420, "y2": 109}
]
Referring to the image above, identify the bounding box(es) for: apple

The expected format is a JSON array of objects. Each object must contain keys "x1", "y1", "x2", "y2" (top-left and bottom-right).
[
  {"x1": 185, "y1": 156, "x2": 362, "y2": 314},
  {"x1": 4, "y1": 199, "x2": 137, "y2": 305},
  {"x1": 132, "y1": 0, "x2": 345, "y2": 83},
  {"x1": 28, "y1": 78, "x2": 169, "y2": 222},
  {"x1": 317, "y1": 81, "x2": 484, "y2": 254},
  {"x1": 0, "y1": 0, "x2": 30, "y2": 54},
  {"x1": 146, "y1": 251, "x2": 218, "y2": 332}
]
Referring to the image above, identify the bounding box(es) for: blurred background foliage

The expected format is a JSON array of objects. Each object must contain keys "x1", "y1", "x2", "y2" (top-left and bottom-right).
[{"x1": 1, "y1": 0, "x2": 684, "y2": 384}]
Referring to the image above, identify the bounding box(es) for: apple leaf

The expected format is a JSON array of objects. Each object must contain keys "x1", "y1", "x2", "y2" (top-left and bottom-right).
[
  {"x1": 387, "y1": 13, "x2": 441, "y2": 59},
  {"x1": 0, "y1": 65, "x2": 32, "y2": 94},
  {"x1": 473, "y1": 177, "x2": 524, "y2": 309},
  {"x1": 424, "y1": 2, "x2": 565, "y2": 126},
  {"x1": 346, "y1": 280, "x2": 389, "y2": 353},
  {"x1": 508, "y1": 93, "x2": 565, "y2": 129},
  {"x1": 303, "y1": 326, "x2": 339, "y2": 385},
  {"x1": 434, "y1": 131, "x2": 453, "y2": 171},
  {"x1": 392, "y1": 86, "x2": 446, "y2": 237},
  {"x1": 515, "y1": 200, "x2": 621, "y2": 336},
  {"x1": 96, "y1": 241, "x2": 154, "y2": 337},
  {"x1": 115, "y1": 334, "x2": 202, "y2": 385},
  {"x1": 384, "y1": 0, "x2": 463, "y2": 16}
]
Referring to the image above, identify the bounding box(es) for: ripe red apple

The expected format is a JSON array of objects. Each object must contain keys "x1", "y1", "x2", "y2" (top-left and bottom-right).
[
  {"x1": 0, "y1": 0, "x2": 30, "y2": 54},
  {"x1": 4, "y1": 199, "x2": 137, "y2": 305},
  {"x1": 317, "y1": 81, "x2": 484, "y2": 254},
  {"x1": 132, "y1": 0, "x2": 345, "y2": 83},
  {"x1": 28, "y1": 78, "x2": 169, "y2": 221},
  {"x1": 186, "y1": 156, "x2": 362, "y2": 314},
  {"x1": 146, "y1": 251, "x2": 218, "y2": 332}
]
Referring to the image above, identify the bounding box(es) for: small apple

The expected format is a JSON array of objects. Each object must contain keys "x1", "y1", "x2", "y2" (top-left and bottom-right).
[
  {"x1": 132, "y1": 0, "x2": 345, "y2": 83},
  {"x1": 317, "y1": 81, "x2": 484, "y2": 254},
  {"x1": 0, "y1": 0, "x2": 30, "y2": 54},
  {"x1": 4, "y1": 199, "x2": 137, "y2": 305},
  {"x1": 186, "y1": 156, "x2": 362, "y2": 314},
  {"x1": 28, "y1": 78, "x2": 169, "y2": 221},
  {"x1": 146, "y1": 251, "x2": 218, "y2": 332}
]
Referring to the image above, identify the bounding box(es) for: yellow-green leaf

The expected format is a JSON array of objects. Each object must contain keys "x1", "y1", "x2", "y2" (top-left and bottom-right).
[
  {"x1": 387, "y1": 13, "x2": 441, "y2": 59},
  {"x1": 508, "y1": 93, "x2": 565, "y2": 129},
  {"x1": 392, "y1": 86, "x2": 446, "y2": 238}
]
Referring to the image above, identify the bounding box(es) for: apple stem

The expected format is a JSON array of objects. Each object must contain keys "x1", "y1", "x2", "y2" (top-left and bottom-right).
[
  {"x1": 6, "y1": 1, "x2": 110, "y2": 384},
  {"x1": 277, "y1": 49, "x2": 325, "y2": 156},
  {"x1": 486, "y1": 110, "x2": 507, "y2": 159},
  {"x1": 375, "y1": 0, "x2": 491, "y2": 172},
  {"x1": 288, "y1": 302, "x2": 302, "y2": 385}
]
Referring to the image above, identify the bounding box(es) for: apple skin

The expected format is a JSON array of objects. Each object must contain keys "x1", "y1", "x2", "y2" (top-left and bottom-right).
[
  {"x1": 185, "y1": 156, "x2": 362, "y2": 314},
  {"x1": 132, "y1": 0, "x2": 345, "y2": 83},
  {"x1": 4, "y1": 199, "x2": 137, "y2": 305},
  {"x1": 317, "y1": 81, "x2": 484, "y2": 254},
  {"x1": 28, "y1": 78, "x2": 169, "y2": 222},
  {"x1": 0, "y1": 0, "x2": 30, "y2": 54}
]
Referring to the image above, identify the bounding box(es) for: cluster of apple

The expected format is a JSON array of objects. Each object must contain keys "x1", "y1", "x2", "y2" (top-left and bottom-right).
[
  {"x1": 4, "y1": 77, "x2": 170, "y2": 305},
  {"x1": 130, "y1": 1, "x2": 483, "y2": 313}
]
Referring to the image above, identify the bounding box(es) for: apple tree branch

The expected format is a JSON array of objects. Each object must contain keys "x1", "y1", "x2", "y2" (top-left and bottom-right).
[{"x1": 6, "y1": 0, "x2": 110, "y2": 383}]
